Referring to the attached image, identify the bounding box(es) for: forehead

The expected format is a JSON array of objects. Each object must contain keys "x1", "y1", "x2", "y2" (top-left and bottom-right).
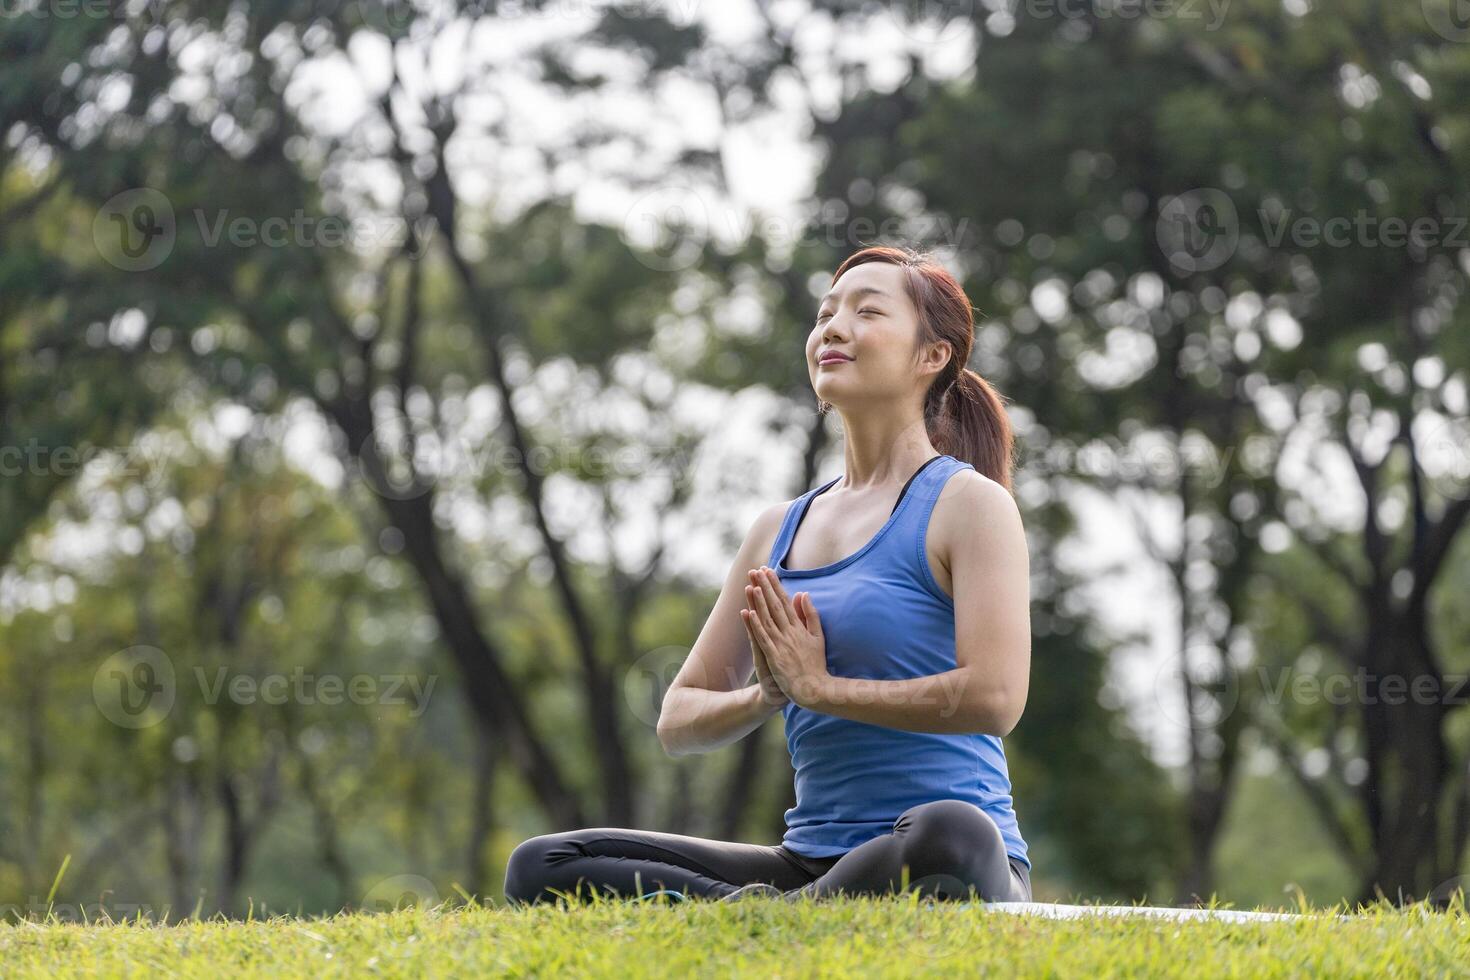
[{"x1": 819, "y1": 262, "x2": 907, "y2": 306}]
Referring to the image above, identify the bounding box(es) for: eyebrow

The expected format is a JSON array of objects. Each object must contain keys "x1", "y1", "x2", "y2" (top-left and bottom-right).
[{"x1": 817, "y1": 285, "x2": 891, "y2": 308}]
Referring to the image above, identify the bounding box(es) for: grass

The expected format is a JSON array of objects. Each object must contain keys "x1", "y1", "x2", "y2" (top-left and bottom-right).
[{"x1": 2, "y1": 894, "x2": 1467, "y2": 978}]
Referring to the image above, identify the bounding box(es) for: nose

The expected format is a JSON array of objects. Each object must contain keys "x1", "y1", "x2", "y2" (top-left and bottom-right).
[{"x1": 820, "y1": 316, "x2": 849, "y2": 347}]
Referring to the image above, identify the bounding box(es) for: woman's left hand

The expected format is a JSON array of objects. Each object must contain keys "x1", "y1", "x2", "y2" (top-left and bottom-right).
[{"x1": 741, "y1": 566, "x2": 829, "y2": 709}]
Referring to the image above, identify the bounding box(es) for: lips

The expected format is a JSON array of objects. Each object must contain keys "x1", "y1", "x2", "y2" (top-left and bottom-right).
[{"x1": 819, "y1": 351, "x2": 853, "y2": 365}]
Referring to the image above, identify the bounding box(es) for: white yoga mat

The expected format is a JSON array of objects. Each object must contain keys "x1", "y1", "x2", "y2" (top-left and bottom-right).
[{"x1": 978, "y1": 902, "x2": 1310, "y2": 923}]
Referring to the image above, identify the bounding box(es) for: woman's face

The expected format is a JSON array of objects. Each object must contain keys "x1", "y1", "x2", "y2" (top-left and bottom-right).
[{"x1": 806, "y1": 262, "x2": 947, "y2": 411}]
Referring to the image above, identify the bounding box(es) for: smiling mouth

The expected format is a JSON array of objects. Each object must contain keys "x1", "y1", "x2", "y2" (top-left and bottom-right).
[{"x1": 818, "y1": 356, "x2": 853, "y2": 366}]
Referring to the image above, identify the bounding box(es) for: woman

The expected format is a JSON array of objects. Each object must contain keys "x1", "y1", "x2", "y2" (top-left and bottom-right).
[{"x1": 504, "y1": 245, "x2": 1032, "y2": 905}]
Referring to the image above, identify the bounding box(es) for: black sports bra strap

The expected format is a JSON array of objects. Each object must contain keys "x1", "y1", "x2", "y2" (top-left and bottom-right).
[
  {"x1": 890, "y1": 455, "x2": 944, "y2": 516},
  {"x1": 780, "y1": 456, "x2": 944, "y2": 568}
]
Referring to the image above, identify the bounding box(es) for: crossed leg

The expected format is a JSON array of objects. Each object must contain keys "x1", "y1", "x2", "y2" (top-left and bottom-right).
[
  {"x1": 502, "y1": 826, "x2": 822, "y2": 904},
  {"x1": 802, "y1": 799, "x2": 1030, "y2": 902},
  {"x1": 503, "y1": 799, "x2": 1028, "y2": 906}
]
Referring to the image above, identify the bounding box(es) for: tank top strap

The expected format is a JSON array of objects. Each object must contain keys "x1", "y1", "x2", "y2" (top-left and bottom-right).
[
  {"x1": 896, "y1": 454, "x2": 974, "y2": 533},
  {"x1": 769, "y1": 475, "x2": 841, "y2": 567},
  {"x1": 880, "y1": 454, "x2": 975, "y2": 578}
]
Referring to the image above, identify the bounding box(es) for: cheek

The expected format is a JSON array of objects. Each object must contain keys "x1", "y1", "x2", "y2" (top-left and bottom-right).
[{"x1": 876, "y1": 326, "x2": 920, "y2": 377}]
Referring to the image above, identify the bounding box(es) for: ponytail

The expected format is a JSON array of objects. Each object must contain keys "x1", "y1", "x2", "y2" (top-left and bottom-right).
[{"x1": 925, "y1": 366, "x2": 1015, "y2": 494}]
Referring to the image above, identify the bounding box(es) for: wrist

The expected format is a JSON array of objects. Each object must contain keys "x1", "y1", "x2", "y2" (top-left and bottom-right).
[
  {"x1": 747, "y1": 682, "x2": 786, "y2": 717},
  {"x1": 791, "y1": 671, "x2": 834, "y2": 712}
]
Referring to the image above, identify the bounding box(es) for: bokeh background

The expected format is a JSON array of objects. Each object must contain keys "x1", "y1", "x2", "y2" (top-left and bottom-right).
[{"x1": 3, "y1": 0, "x2": 1469, "y2": 920}]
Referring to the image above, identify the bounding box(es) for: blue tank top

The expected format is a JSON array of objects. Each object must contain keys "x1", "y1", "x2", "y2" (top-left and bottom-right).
[{"x1": 769, "y1": 454, "x2": 1029, "y2": 868}]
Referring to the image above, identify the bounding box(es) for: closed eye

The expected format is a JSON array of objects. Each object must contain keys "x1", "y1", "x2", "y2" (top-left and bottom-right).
[{"x1": 815, "y1": 308, "x2": 881, "y2": 323}]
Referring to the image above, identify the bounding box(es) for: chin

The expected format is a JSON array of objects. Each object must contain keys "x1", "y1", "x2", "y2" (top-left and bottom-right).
[{"x1": 812, "y1": 382, "x2": 851, "y2": 408}]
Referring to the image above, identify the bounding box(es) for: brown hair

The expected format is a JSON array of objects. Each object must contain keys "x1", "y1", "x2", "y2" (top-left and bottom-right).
[{"x1": 818, "y1": 245, "x2": 1015, "y2": 493}]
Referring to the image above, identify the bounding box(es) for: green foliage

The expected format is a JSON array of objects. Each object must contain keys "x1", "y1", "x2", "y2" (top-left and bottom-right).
[{"x1": 1, "y1": 899, "x2": 1466, "y2": 978}]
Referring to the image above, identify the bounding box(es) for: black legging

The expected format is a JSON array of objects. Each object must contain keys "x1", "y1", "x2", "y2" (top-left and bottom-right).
[{"x1": 503, "y1": 799, "x2": 1031, "y2": 905}]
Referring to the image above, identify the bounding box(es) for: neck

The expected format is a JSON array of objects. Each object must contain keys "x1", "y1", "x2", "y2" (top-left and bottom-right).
[{"x1": 832, "y1": 408, "x2": 938, "y2": 491}]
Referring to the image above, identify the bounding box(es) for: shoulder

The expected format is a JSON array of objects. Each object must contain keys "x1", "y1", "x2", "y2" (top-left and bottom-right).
[
  {"x1": 736, "y1": 498, "x2": 798, "y2": 566},
  {"x1": 930, "y1": 467, "x2": 1024, "y2": 546},
  {"x1": 749, "y1": 498, "x2": 793, "y2": 540}
]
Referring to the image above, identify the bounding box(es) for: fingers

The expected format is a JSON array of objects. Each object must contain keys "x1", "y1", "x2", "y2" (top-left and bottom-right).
[
  {"x1": 748, "y1": 567, "x2": 793, "y2": 630},
  {"x1": 742, "y1": 611, "x2": 771, "y2": 675},
  {"x1": 761, "y1": 565, "x2": 794, "y2": 608},
  {"x1": 741, "y1": 610, "x2": 773, "y2": 685},
  {"x1": 741, "y1": 606, "x2": 760, "y2": 651},
  {"x1": 745, "y1": 580, "x2": 780, "y2": 636},
  {"x1": 762, "y1": 568, "x2": 795, "y2": 629},
  {"x1": 744, "y1": 615, "x2": 787, "y2": 704},
  {"x1": 746, "y1": 581, "x2": 774, "y2": 630},
  {"x1": 742, "y1": 604, "x2": 778, "y2": 660}
]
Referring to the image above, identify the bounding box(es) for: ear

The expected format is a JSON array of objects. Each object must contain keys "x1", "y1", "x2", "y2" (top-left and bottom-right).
[{"x1": 923, "y1": 338, "x2": 953, "y2": 380}]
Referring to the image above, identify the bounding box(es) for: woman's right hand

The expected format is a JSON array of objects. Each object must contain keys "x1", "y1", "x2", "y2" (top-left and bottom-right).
[{"x1": 743, "y1": 611, "x2": 790, "y2": 708}]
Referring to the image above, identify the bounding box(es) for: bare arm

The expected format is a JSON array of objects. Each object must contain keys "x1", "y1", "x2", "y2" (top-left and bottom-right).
[
  {"x1": 748, "y1": 472, "x2": 1031, "y2": 736},
  {"x1": 656, "y1": 501, "x2": 792, "y2": 757}
]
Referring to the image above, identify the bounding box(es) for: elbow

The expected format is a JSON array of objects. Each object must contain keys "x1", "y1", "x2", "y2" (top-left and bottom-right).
[
  {"x1": 655, "y1": 713, "x2": 681, "y2": 756},
  {"x1": 656, "y1": 689, "x2": 690, "y2": 757},
  {"x1": 656, "y1": 718, "x2": 686, "y2": 757},
  {"x1": 974, "y1": 689, "x2": 1026, "y2": 738}
]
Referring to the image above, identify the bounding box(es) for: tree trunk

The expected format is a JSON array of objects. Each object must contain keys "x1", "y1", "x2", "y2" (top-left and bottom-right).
[{"x1": 464, "y1": 729, "x2": 498, "y2": 899}]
